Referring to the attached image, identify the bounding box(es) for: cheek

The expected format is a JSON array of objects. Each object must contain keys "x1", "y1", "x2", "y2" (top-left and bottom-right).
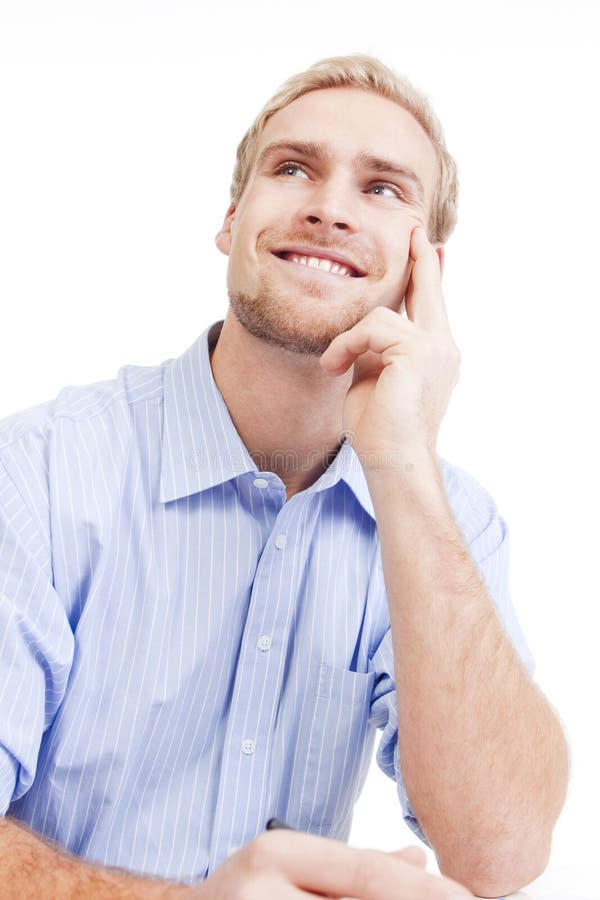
[
  {"x1": 228, "y1": 219, "x2": 258, "y2": 278},
  {"x1": 225, "y1": 233, "x2": 253, "y2": 295},
  {"x1": 385, "y1": 234, "x2": 412, "y2": 284}
]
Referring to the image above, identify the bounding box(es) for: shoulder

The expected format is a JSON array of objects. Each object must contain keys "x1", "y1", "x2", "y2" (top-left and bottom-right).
[
  {"x1": 0, "y1": 357, "x2": 173, "y2": 453},
  {"x1": 0, "y1": 357, "x2": 174, "y2": 544},
  {"x1": 437, "y1": 455, "x2": 503, "y2": 544}
]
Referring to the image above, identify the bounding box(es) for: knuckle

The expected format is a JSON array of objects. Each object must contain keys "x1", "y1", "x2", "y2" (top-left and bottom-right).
[
  {"x1": 353, "y1": 849, "x2": 382, "y2": 895},
  {"x1": 439, "y1": 339, "x2": 460, "y2": 369},
  {"x1": 240, "y1": 833, "x2": 274, "y2": 874},
  {"x1": 375, "y1": 306, "x2": 396, "y2": 321}
]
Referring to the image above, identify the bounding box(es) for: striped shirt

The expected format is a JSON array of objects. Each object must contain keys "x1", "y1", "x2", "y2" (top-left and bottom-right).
[{"x1": 0, "y1": 319, "x2": 535, "y2": 884}]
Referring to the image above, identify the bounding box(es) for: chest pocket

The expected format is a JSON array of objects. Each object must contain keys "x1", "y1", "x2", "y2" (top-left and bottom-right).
[{"x1": 297, "y1": 663, "x2": 376, "y2": 831}]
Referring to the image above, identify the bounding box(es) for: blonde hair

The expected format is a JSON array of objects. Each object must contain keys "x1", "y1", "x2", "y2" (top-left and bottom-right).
[{"x1": 230, "y1": 54, "x2": 459, "y2": 244}]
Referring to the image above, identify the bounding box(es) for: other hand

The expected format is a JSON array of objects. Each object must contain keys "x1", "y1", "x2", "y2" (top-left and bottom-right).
[{"x1": 183, "y1": 830, "x2": 473, "y2": 899}]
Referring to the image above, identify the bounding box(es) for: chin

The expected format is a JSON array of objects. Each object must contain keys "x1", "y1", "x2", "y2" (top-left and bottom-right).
[{"x1": 228, "y1": 282, "x2": 370, "y2": 357}]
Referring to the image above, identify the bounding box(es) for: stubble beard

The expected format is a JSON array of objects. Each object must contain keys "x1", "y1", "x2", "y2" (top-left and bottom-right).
[{"x1": 227, "y1": 271, "x2": 371, "y2": 357}]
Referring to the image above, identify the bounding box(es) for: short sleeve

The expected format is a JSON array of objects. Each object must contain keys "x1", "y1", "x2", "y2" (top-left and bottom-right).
[
  {"x1": 0, "y1": 456, "x2": 73, "y2": 815},
  {"x1": 367, "y1": 460, "x2": 535, "y2": 844}
]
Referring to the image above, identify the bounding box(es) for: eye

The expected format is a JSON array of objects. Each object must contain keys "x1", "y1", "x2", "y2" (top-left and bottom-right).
[
  {"x1": 367, "y1": 183, "x2": 406, "y2": 200},
  {"x1": 275, "y1": 162, "x2": 309, "y2": 179}
]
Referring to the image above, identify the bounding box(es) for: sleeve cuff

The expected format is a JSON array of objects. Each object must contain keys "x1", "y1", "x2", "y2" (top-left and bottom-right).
[{"x1": 0, "y1": 746, "x2": 19, "y2": 816}]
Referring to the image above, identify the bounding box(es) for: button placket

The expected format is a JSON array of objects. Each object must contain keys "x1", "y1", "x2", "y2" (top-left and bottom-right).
[{"x1": 211, "y1": 503, "x2": 295, "y2": 868}]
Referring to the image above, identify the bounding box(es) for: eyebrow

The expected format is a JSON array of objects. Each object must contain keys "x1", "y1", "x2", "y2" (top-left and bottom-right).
[{"x1": 255, "y1": 139, "x2": 426, "y2": 204}]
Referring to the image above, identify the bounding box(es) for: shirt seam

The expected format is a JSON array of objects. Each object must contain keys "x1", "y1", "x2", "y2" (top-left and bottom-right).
[
  {"x1": 0, "y1": 386, "x2": 166, "y2": 454},
  {"x1": 0, "y1": 455, "x2": 53, "y2": 568}
]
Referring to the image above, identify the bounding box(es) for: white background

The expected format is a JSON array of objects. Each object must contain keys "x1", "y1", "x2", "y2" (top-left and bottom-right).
[{"x1": 1, "y1": 0, "x2": 598, "y2": 892}]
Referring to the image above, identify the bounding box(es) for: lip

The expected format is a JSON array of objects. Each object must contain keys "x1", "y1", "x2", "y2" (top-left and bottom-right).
[{"x1": 271, "y1": 246, "x2": 366, "y2": 277}]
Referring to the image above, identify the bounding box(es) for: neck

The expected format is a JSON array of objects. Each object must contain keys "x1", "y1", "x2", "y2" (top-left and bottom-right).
[{"x1": 209, "y1": 311, "x2": 352, "y2": 497}]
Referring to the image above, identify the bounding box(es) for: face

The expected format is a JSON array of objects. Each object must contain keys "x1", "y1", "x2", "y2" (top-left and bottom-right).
[{"x1": 216, "y1": 86, "x2": 443, "y2": 356}]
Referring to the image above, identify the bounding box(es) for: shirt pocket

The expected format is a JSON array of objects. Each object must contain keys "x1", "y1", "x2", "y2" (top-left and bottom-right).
[{"x1": 297, "y1": 662, "x2": 376, "y2": 831}]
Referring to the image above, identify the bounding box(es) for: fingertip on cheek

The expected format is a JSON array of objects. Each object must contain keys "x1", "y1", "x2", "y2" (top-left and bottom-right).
[{"x1": 409, "y1": 228, "x2": 422, "y2": 254}]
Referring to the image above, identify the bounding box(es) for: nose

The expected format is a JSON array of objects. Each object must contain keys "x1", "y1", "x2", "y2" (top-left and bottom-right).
[{"x1": 295, "y1": 179, "x2": 359, "y2": 234}]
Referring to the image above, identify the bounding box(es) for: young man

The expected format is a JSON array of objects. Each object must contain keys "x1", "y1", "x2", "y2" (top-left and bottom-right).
[{"x1": 0, "y1": 55, "x2": 567, "y2": 898}]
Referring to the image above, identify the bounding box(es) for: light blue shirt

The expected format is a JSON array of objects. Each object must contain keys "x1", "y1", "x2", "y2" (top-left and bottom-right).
[{"x1": 0, "y1": 320, "x2": 534, "y2": 883}]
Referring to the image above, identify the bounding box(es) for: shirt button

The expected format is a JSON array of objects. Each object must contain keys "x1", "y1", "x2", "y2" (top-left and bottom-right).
[
  {"x1": 241, "y1": 739, "x2": 255, "y2": 755},
  {"x1": 257, "y1": 634, "x2": 272, "y2": 652},
  {"x1": 274, "y1": 533, "x2": 286, "y2": 549},
  {"x1": 253, "y1": 478, "x2": 269, "y2": 489}
]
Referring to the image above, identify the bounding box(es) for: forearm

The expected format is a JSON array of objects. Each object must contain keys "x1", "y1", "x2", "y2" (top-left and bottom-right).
[
  {"x1": 366, "y1": 453, "x2": 568, "y2": 897},
  {"x1": 0, "y1": 817, "x2": 189, "y2": 899}
]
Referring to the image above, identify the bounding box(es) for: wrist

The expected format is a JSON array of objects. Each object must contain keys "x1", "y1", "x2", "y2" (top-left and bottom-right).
[
  {"x1": 360, "y1": 444, "x2": 440, "y2": 486},
  {"x1": 362, "y1": 446, "x2": 451, "y2": 515}
]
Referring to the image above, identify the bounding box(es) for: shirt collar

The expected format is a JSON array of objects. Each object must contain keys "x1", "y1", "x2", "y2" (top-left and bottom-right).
[
  {"x1": 159, "y1": 320, "x2": 375, "y2": 520},
  {"x1": 310, "y1": 435, "x2": 376, "y2": 519}
]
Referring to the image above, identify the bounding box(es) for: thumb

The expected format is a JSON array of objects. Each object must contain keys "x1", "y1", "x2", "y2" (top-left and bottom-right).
[{"x1": 387, "y1": 845, "x2": 427, "y2": 868}]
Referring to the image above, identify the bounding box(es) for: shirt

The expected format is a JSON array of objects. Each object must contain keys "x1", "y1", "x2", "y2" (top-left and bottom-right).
[{"x1": 0, "y1": 319, "x2": 535, "y2": 884}]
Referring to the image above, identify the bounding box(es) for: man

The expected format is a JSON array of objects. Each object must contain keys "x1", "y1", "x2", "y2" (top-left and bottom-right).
[{"x1": 0, "y1": 55, "x2": 568, "y2": 898}]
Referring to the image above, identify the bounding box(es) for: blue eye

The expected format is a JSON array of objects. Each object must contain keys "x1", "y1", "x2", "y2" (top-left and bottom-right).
[
  {"x1": 368, "y1": 184, "x2": 404, "y2": 199},
  {"x1": 276, "y1": 163, "x2": 309, "y2": 178}
]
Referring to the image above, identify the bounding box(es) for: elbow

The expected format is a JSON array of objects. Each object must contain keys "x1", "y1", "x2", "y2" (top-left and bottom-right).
[
  {"x1": 465, "y1": 853, "x2": 550, "y2": 899},
  {"x1": 438, "y1": 836, "x2": 552, "y2": 898}
]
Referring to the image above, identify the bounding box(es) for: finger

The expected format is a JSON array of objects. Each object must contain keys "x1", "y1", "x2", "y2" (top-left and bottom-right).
[
  {"x1": 261, "y1": 884, "x2": 336, "y2": 899},
  {"x1": 261, "y1": 873, "x2": 338, "y2": 899},
  {"x1": 286, "y1": 887, "x2": 336, "y2": 899},
  {"x1": 265, "y1": 830, "x2": 473, "y2": 900},
  {"x1": 319, "y1": 310, "x2": 415, "y2": 375},
  {"x1": 405, "y1": 226, "x2": 448, "y2": 332},
  {"x1": 387, "y1": 845, "x2": 427, "y2": 868}
]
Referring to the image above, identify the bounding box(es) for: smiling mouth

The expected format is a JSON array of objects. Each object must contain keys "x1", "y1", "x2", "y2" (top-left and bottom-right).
[{"x1": 273, "y1": 251, "x2": 364, "y2": 278}]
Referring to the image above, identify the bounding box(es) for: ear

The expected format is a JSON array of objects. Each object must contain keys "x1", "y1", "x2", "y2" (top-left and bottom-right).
[
  {"x1": 215, "y1": 203, "x2": 237, "y2": 256},
  {"x1": 434, "y1": 243, "x2": 445, "y2": 278}
]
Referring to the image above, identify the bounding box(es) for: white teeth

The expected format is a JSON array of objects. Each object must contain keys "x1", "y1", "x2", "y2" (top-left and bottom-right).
[{"x1": 285, "y1": 253, "x2": 353, "y2": 276}]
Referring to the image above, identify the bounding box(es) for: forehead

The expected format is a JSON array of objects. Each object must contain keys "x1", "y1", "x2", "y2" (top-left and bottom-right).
[{"x1": 256, "y1": 86, "x2": 438, "y2": 199}]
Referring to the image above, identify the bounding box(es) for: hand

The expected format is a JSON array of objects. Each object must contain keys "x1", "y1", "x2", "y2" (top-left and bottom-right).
[
  {"x1": 184, "y1": 830, "x2": 473, "y2": 899},
  {"x1": 319, "y1": 227, "x2": 461, "y2": 466}
]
